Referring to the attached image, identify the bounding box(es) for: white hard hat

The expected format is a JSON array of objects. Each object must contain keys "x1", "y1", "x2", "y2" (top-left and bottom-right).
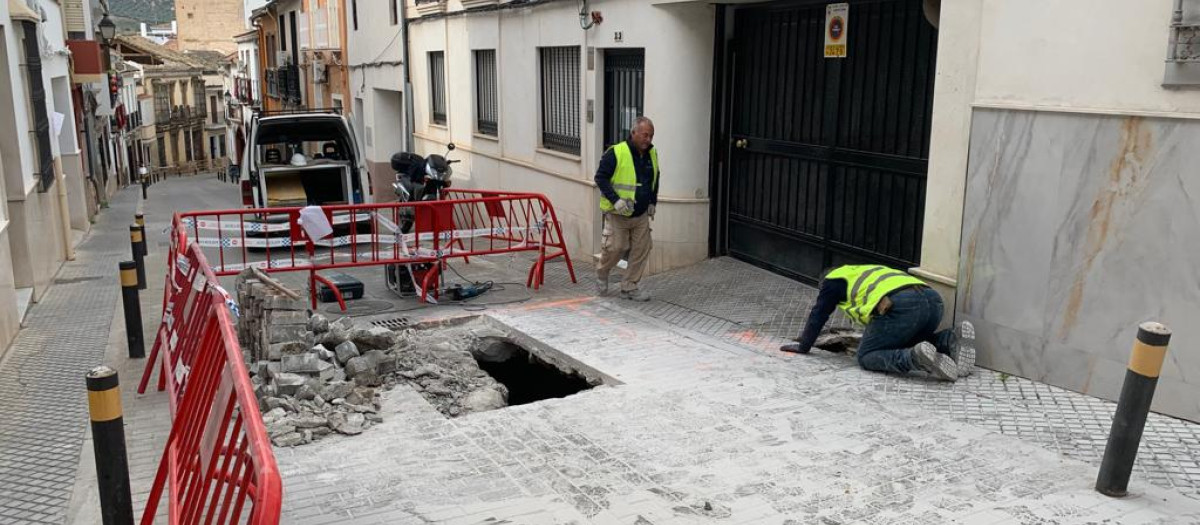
[{"x1": 290, "y1": 153, "x2": 308, "y2": 167}]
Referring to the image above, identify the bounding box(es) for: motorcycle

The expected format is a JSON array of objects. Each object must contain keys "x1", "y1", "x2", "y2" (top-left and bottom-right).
[{"x1": 384, "y1": 143, "x2": 459, "y2": 296}]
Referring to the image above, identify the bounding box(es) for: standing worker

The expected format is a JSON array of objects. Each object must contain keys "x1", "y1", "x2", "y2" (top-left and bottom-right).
[
  {"x1": 781, "y1": 264, "x2": 975, "y2": 381},
  {"x1": 595, "y1": 117, "x2": 659, "y2": 302}
]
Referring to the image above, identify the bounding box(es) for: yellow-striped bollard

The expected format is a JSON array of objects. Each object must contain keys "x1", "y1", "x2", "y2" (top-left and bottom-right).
[
  {"x1": 87, "y1": 366, "x2": 134, "y2": 524},
  {"x1": 119, "y1": 261, "x2": 144, "y2": 359},
  {"x1": 129, "y1": 225, "x2": 146, "y2": 290},
  {"x1": 1096, "y1": 321, "x2": 1172, "y2": 497}
]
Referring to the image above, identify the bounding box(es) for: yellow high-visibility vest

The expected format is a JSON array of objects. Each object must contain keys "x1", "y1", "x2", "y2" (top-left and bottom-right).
[
  {"x1": 599, "y1": 142, "x2": 659, "y2": 215},
  {"x1": 826, "y1": 265, "x2": 925, "y2": 325}
]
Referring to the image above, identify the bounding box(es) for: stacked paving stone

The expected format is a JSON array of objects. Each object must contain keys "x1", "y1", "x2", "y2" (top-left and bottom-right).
[
  {"x1": 234, "y1": 274, "x2": 515, "y2": 447},
  {"x1": 235, "y1": 273, "x2": 400, "y2": 446}
]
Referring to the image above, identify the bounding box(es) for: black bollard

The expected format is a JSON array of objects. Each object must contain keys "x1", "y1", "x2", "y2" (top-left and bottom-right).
[
  {"x1": 129, "y1": 226, "x2": 146, "y2": 290},
  {"x1": 86, "y1": 366, "x2": 134, "y2": 525},
  {"x1": 119, "y1": 261, "x2": 143, "y2": 359},
  {"x1": 135, "y1": 224, "x2": 148, "y2": 258},
  {"x1": 1096, "y1": 321, "x2": 1172, "y2": 497}
]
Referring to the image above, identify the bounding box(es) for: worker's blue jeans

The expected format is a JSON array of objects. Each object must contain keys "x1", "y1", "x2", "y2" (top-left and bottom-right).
[{"x1": 857, "y1": 287, "x2": 956, "y2": 374}]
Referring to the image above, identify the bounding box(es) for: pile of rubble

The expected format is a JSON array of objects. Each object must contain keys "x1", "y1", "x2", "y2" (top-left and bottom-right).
[{"x1": 236, "y1": 273, "x2": 516, "y2": 447}]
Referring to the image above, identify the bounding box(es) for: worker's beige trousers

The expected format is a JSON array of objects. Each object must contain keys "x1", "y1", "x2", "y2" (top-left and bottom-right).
[{"x1": 597, "y1": 213, "x2": 653, "y2": 292}]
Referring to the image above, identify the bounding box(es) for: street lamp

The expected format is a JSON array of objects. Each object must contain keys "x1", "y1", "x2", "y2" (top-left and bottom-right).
[{"x1": 98, "y1": 13, "x2": 116, "y2": 43}]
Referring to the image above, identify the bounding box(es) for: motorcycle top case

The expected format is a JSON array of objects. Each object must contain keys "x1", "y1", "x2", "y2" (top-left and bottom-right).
[{"x1": 317, "y1": 272, "x2": 365, "y2": 302}]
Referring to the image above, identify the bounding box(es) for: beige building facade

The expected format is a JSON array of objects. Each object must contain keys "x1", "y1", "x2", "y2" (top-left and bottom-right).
[{"x1": 175, "y1": 0, "x2": 246, "y2": 54}]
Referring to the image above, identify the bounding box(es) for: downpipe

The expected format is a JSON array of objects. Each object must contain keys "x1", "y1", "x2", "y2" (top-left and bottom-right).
[{"x1": 54, "y1": 157, "x2": 76, "y2": 261}]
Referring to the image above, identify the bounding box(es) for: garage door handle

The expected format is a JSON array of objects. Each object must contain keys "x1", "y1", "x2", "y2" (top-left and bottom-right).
[{"x1": 734, "y1": 139, "x2": 748, "y2": 149}]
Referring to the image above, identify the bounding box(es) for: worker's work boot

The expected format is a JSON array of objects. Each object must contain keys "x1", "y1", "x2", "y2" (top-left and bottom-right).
[
  {"x1": 620, "y1": 289, "x2": 651, "y2": 302},
  {"x1": 596, "y1": 274, "x2": 610, "y2": 296},
  {"x1": 911, "y1": 342, "x2": 958, "y2": 382},
  {"x1": 951, "y1": 321, "x2": 976, "y2": 378}
]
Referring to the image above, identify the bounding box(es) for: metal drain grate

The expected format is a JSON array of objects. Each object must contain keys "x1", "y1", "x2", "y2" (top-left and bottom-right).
[{"x1": 372, "y1": 317, "x2": 410, "y2": 330}]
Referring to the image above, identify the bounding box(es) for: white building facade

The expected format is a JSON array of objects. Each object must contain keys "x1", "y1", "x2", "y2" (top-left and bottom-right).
[
  {"x1": 348, "y1": 0, "x2": 411, "y2": 200},
  {"x1": 400, "y1": 0, "x2": 1200, "y2": 422},
  {"x1": 0, "y1": 0, "x2": 89, "y2": 352},
  {"x1": 405, "y1": 0, "x2": 713, "y2": 273}
]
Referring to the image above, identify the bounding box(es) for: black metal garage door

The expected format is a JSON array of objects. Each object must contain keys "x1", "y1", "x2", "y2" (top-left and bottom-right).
[{"x1": 714, "y1": 0, "x2": 938, "y2": 283}]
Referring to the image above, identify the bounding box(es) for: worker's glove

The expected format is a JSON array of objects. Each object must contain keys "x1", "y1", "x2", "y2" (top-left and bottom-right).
[
  {"x1": 648, "y1": 204, "x2": 656, "y2": 219},
  {"x1": 612, "y1": 198, "x2": 632, "y2": 215}
]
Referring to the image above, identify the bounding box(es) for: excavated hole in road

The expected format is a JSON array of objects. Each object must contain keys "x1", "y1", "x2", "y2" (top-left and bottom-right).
[
  {"x1": 470, "y1": 340, "x2": 594, "y2": 406},
  {"x1": 394, "y1": 316, "x2": 614, "y2": 417}
]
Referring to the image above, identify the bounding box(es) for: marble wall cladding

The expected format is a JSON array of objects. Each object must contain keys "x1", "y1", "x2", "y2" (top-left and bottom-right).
[{"x1": 958, "y1": 108, "x2": 1200, "y2": 422}]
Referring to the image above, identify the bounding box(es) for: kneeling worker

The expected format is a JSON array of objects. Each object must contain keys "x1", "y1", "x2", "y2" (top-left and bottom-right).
[{"x1": 781, "y1": 264, "x2": 971, "y2": 381}]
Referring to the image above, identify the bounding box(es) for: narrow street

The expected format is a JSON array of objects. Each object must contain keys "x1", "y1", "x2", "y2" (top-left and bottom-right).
[
  {"x1": 3, "y1": 0, "x2": 1200, "y2": 523},
  {"x1": 0, "y1": 174, "x2": 1195, "y2": 523}
]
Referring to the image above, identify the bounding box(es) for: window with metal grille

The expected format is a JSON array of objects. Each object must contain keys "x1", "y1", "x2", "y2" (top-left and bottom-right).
[
  {"x1": 329, "y1": 0, "x2": 340, "y2": 47},
  {"x1": 154, "y1": 84, "x2": 170, "y2": 121},
  {"x1": 539, "y1": 46, "x2": 580, "y2": 154},
  {"x1": 474, "y1": 49, "x2": 498, "y2": 136},
  {"x1": 313, "y1": 0, "x2": 327, "y2": 48},
  {"x1": 299, "y1": 4, "x2": 310, "y2": 50},
  {"x1": 19, "y1": 22, "x2": 53, "y2": 191},
  {"x1": 428, "y1": 51, "x2": 446, "y2": 125}
]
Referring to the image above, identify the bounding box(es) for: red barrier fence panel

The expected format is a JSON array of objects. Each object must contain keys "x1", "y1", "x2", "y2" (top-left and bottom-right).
[
  {"x1": 139, "y1": 223, "x2": 234, "y2": 418},
  {"x1": 134, "y1": 191, "x2": 574, "y2": 524},
  {"x1": 142, "y1": 191, "x2": 576, "y2": 408},
  {"x1": 140, "y1": 244, "x2": 282, "y2": 525},
  {"x1": 170, "y1": 191, "x2": 576, "y2": 295}
]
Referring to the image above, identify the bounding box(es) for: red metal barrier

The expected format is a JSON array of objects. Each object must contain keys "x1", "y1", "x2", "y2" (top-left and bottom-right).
[
  {"x1": 169, "y1": 189, "x2": 575, "y2": 299},
  {"x1": 140, "y1": 243, "x2": 282, "y2": 524},
  {"x1": 135, "y1": 191, "x2": 575, "y2": 524},
  {"x1": 142, "y1": 190, "x2": 575, "y2": 401}
]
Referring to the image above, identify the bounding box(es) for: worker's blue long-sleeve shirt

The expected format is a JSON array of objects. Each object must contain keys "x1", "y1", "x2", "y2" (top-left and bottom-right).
[{"x1": 795, "y1": 278, "x2": 847, "y2": 352}]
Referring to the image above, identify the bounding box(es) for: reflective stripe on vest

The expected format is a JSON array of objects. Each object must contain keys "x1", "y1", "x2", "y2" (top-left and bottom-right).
[
  {"x1": 826, "y1": 264, "x2": 926, "y2": 325},
  {"x1": 599, "y1": 142, "x2": 659, "y2": 214}
]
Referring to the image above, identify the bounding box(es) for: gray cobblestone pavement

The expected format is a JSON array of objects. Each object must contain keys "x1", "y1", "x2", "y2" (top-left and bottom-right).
[
  {"x1": 39, "y1": 175, "x2": 1200, "y2": 523},
  {"x1": 273, "y1": 300, "x2": 1200, "y2": 524},
  {"x1": 624, "y1": 258, "x2": 1200, "y2": 499},
  {"x1": 0, "y1": 187, "x2": 139, "y2": 524}
]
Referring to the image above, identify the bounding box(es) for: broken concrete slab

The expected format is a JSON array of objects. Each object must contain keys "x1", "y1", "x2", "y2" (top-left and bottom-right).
[
  {"x1": 308, "y1": 314, "x2": 330, "y2": 333},
  {"x1": 349, "y1": 326, "x2": 397, "y2": 351},
  {"x1": 292, "y1": 414, "x2": 328, "y2": 429},
  {"x1": 282, "y1": 353, "x2": 326, "y2": 374},
  {"x1": 321, "y1": 381, "x2": 355, "y2": 401},
  {"x1": 344, "y1": 356, "x2": 380, "y2": 386},
  {"x1": 295, "y1": 384, "x2": 317, "y2": 401},
  {"x1": 336, "y1": 413, "x2": 366, "y2": 435},
  {"x1": 314, "y1": 344, "x2": 335, "y2": 362},
  {"x1": 463, "y1": 386, "x2": 507, "y2": 413},
  {"x1": 266, "y1": 422, "x2": 296, "y2": 438},
  {"x1": 274, "y1": 373, "x2": 307, "y2": 397},
  {"x1": 334, "y1": 341, "x2": 359, "y2": 365},
  {"x1": 320, "y1": 328, "x2": 350, "y2": 348},
  {"x1": 271, "y1": 432, "x2": 304, "y2": 447},
  {"x1": 332, "y1": 317, "x2": 356, "y2": 331},
  {"x1": 363, "y1": 350, "x2": 397, "y2": 376}
]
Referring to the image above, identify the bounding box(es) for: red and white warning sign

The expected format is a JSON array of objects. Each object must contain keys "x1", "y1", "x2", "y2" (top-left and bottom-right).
[{"x1": 825, "y1": 3, "x2": 849, "y2": 58}]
